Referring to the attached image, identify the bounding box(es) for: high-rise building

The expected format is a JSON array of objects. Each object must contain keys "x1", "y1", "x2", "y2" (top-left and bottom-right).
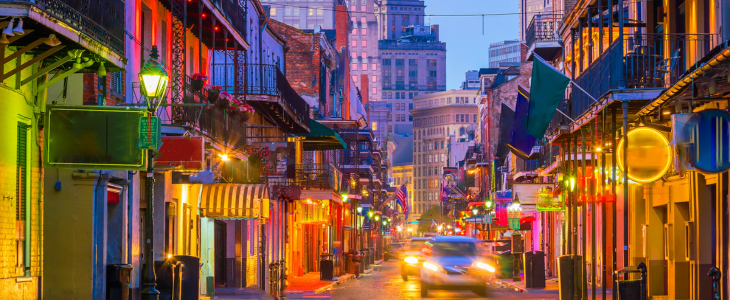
[
  {"x1": 262, "y1": 0, "x2": 345, "y2": 29},
  {"x1": 350, "y1": 0, "x2": 381, "y2": 104},
  {"x1": 488, "y1": 40, "x2": 522, "y2": 68},
  {"x1": 376, "y1": 0, "x2": 446, "y2": 137},
  {"x1": 411, "y1": 90, "x2": 478, "y2": 215},
  {"x1": 460, "y1": 70, "x2": 480, "y2": 90},
  {"x1": 518, "y1": 0, "x2": 553, "y2": 40}
]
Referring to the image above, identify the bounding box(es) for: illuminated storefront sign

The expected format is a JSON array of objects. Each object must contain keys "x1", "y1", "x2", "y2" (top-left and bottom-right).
[{"x1": 617, "y1": 127, "x2": 672, "y2": 183}]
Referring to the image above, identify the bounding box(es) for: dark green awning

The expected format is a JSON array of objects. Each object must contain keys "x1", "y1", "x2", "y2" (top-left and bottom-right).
[{"x1": 295, "y1": 120, "x2": 347, "y2": 151}]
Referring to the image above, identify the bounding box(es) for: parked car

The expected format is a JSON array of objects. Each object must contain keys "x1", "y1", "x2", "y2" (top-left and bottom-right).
[
  {"x1": 419, "y1": 236, "x2": 495, "y2": 298},
  {"x1": 400, "y1": 237, "x2": 429, "y2": 281},
  {"x1": 384, "y1": 243, "x2": 404, "y2": 261}
]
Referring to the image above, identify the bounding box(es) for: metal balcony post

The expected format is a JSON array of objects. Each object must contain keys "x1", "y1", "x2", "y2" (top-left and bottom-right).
[{"x1": 617, "y1": 0, "x2": 625, "y2": 88}]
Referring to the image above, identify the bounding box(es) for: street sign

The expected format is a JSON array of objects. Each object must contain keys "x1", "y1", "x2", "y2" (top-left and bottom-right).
[
  {"x1": 138, "y1": 116, "x2": 161, "y2": 150},
  {"x1": 483, "y1": 214, "x2": 492, "y2": 224},
  {"x1": 508, "y1": 218, "x2": 520, "y2": 230},
  {"x1": 362, "y1": 225, "x2": 371, "y2": 230}
]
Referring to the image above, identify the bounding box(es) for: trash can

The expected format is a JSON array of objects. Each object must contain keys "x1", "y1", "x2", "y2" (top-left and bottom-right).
[
  {"x1": 557, "y1": 255, "x2": 574, "y2": 300},
  {"x1": 358, "y1": 250, "x2": 365, "y2": 274},
  {"x1": 523, "y1": 251, "x2": 546, "y2": 288},
  {"x1": 617, "y1": 280, "x2": 641, "y2": 300},
  {"x1": 361, "y1": 249, "x2": 370, "y2": 270},
  {"x1": 369, "y1": 247, "x2": 375, "y2": 264},
  {"x1": 494, "y1": 252, "x2": 514, "y2": 279},
  {"x1": 320, "y1": 254, "x2": 334, "y2": 281},
  {"x1": 106, "y1": 264, "x2": 133, "y2": 300}
]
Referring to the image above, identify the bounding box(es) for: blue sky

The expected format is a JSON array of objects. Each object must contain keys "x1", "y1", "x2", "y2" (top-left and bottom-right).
[{"x1": 424, "y1": 0, "x2": 519, "y2": 89}]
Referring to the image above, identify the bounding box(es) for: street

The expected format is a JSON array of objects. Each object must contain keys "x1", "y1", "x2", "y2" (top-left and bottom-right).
[{"x1": 323, "y1": 261, "x2": 560, "y2": 300}]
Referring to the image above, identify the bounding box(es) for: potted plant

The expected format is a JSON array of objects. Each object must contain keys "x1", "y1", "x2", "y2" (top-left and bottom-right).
[
  {"x1": 206, "y1": 85, "x2": 223, "y2": 103},
  {"x1": 216, "y1": 90, "x2": 230, "y2": 109},
  {"x1": 191, "y1": 73, "x2": 208, "y2": 91},
  {"x1": 230, "y1": 98, "x2": 254, "y2": 123}
]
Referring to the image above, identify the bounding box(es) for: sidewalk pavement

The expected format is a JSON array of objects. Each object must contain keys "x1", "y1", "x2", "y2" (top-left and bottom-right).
[
  {"x1": 491, "y1": 277, "x2": 560, "y2": 293},
  {"x1": 286, "y1": 272, "x2": 356, "y2": 294}
]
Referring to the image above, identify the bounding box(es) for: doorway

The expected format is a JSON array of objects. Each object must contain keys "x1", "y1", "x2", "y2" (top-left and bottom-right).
[{"x1": 214, "y1": 220, "x2": 227, "y2": 286}]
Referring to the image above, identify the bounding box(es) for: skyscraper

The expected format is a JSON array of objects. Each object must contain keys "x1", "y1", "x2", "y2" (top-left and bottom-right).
[
  {"x1": 488, "y1": 40, "x2": 522, "y2": 68},
  {"x1": 518, "y1": 0, "x2": 553, "y2": 40},
  {"x1": 460, "y1": 70, "x2": 480, "y2": 90},
  {"x1": 376, "y1": 0, "x2": 446, "y2": 137},
  {"x1": 350, "y1": 0, "x2": 381, "y2": 106}
]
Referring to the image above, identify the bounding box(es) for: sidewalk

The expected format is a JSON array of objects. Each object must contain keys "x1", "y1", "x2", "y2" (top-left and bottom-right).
[
  {"x1": 286, "y1": 272, "x2": 356, "y2": 294},
  {"x1": 492, "y1": 277, "x2": 559, "y2": 293}
]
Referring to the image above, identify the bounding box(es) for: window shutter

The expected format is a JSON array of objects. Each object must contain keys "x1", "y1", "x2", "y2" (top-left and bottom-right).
[{"x1": 16, "y1": 122, "x2": 28, "y2": 222}]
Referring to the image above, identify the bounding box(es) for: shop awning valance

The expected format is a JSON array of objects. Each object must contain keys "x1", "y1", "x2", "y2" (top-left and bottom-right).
[
  {"x1": 200, "y1": 184, "x2": 270, "y2": 219},
  {"x1": 295, "y1": 120, "x2": 347, "y2": 151}
]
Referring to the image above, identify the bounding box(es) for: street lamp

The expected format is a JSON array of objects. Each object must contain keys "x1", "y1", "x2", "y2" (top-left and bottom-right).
[
  {"x1": 139, "y1": 45, "x2": 168, "y2": 300},
  {"x1": 356, "y1": 205, "x2": 362, "y2": 213}
]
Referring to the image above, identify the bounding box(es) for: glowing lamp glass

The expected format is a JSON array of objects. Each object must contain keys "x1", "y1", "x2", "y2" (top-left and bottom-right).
[{"x1": 617, "y1": 127, "x2": 672, "y2": 183}]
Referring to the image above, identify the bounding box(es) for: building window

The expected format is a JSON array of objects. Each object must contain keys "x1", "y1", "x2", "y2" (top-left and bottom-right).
[
  {"x1": 351, "y1": 40, "x2": 357, "y2": 47},
  {"x1": 351, "y1": 51, "x2": 357, "y2": 58},
  {"x1": 409, "y1": 59, "x2": 418, "y2": 66},
  {"x1": 352, "y1": 75, "x2": 358, "y2": 82},
  {"x1": 351, "y1": 63, "x2": 358, "y2": 70},
  {"x1": 408, "y1": 70, "x2": 417, "y2": 77},
  {"x1": 372, "y1": 122, "x2": 377, "y2": 130},
  {"x1": 362, "y1": 64, "x2": 368, "y2": 70},
  {"x1": 361, "y1": 17, "x2": 366, "y2": 23},
  {"x1": 429, "y1": 70, "x2": 437, "y2": 78},
  {"x1": 317, "y1": 7, "x2": 323, "y2": 16},
  {"x1": 409, "y1": 114, "x2": 413, "y2": 121},
  {"x1": 270, "y1": 7, "x2": 276, "y2": 16},
  {"x1": 473, "y1": 114, "x2": 477, "y2": 122},
  {"x1": 372, "y1": 87, "x2": 377, "y2": 94},
  {"x1": 361, "y1": 52, "x2": 367, "y2": 58},
  {"x1": 460, "y1": 127, "x2": 466, "y2": 135},
  {"x1": 351, "y1": 28, "x2": 357, "y2": 35},
  {"x1": 351, "y1": 5, "x2": 357, "y2": 12},
  {"x1": 361, "y1": 28, "x2": 367, "y2": 35},
  {"x1": 383, "y1": 59, "x2": 391, "y2": 66},
  {"x1": 372, "y1": 76, "x2": 377, "y2": 82},
  {"x1": 308, "y1": 8, "x2": 314, "y2": 15},
  {"x1": 361, "y1": 40, "x2": 367, "y2": 47},
  {"x1": 409, "y1": 103, "x2": 413, "y2": 110},
  {"x1": 396, "y1": 59, "x2": 404, "y2": 66},
  {"x1": 372, "y1": 63, "x2": 377, "y2": 70},
  {"x1": 388, "y1": 125, "x2": 393, "y2": 132}
]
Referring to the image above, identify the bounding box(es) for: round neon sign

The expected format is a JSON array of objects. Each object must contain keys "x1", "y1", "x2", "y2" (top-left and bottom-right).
[{"x1": 617, "y1": 127, "x2": 672, "y2": 183}]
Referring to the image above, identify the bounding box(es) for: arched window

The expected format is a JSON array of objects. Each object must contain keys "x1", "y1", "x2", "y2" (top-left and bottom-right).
[{"x1": 460, "y1": 127, "x2": 466, "y2": 136}]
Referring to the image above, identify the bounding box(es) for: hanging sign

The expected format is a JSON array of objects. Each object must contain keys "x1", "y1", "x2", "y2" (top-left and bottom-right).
[
  {"x1": 617, "y1": 127, "x2": 672, "y2": 183},
  {"x1": 483, "y1": 213, "x2": 492, "y2": 225},
  {"x1": 508, "y1": 218, "x2": 520, "y2": 230},
  {"x1": 684, "y1": 109, "x2": 730, "y2": 173},
  {"x1": 138, "y1": 116, "x2": 161, "y2": 150}
]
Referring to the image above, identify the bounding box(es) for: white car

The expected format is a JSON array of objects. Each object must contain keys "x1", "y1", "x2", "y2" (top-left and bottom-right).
[{"x1": 419, "y1": 236, "x2": 496, "y2": 298}]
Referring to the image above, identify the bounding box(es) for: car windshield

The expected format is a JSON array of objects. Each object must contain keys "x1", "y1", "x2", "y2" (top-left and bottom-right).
[
  {"x1": 431, "y1": 242, "x2": 477, "y2": 257},
  {"x1": 389, "y1": 244, "x2": 402, "y2": 249},
  {"x1": 409, "y1": 240, "x2": 426, "y2": 250}
]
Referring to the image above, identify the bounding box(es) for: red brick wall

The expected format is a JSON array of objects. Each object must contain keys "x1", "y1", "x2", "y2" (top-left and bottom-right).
[
  {"x1": 82, "y1": 73, "x2": 125, "y2": 106},
  {"x1": 268, "y1": 20, "x2": 322, "y2": 102},
  {"x1": 335, "y1": 5, "x2": 351, "y2": 120}
]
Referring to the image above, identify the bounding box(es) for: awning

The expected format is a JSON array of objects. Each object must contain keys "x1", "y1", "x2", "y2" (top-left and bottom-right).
[
  {"x1": 295, "y1": 120, "x2": 347, "y2": 151},
  {"x1": 200, "y1": 184, "x2": 270, "y2": 219}
]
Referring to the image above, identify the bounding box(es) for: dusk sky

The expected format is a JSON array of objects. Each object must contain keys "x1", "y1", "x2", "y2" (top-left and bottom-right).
[{"x1": 424, "y1": 0, "x2": 519, "y2": 89}]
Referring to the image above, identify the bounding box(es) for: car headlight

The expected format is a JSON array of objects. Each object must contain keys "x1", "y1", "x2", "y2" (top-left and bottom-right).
[
  {"x1": 404, "y1": 256, "x2": 418, "y2": 264},
  {"x1": 476, "y1": 262, "x2": 496, "y2": 273},
  {"x1": 423, "y1": 262, "x2": 440, "y2": 272}
]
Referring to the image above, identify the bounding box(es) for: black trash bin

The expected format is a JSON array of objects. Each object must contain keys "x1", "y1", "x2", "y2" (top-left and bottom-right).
[
  {"x1": 557, "y1": 255, "x2": 574, "y2": 300},
  {"x1": 369, "y1": 247, "x2": 375, "y2": 264},
  {"x1": 361, "y1": 249, "x2": 370, "y2": 270},
  {"x1": 320, "y1": 254, "x2": 334, "y2": 281},
  {"x1": 107, "y1": 264, "x2": 133, "y2": 300},
  {"x1": 617, "y1": 280, "x2": 641, "y2": 300},
  {"x1": 523, "y1": 251, "x2": 546, "y2": 288}
]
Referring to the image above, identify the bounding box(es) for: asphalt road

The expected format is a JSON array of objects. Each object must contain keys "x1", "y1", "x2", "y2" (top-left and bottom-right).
[{"x1": 325, "y1": 260, "x2": 561, "y2": 300}]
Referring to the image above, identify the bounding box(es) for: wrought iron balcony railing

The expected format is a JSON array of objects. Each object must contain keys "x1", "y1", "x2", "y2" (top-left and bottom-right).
[
  {"x1": 213, "y1": 63, "x2": 311, "y2": 130},
  {"x1": 296, "y1": 163, "x2": 342, "y2": 193},
  {"x1": 27, "y1": 0, "x2": 125, "y2": 54},
  {"x1": 568, "y1": 33, "x2": 717, "y2": 121},
  {"x1": 525, "y1": 14, "x2": 562, "y2": 49},
  {"x1": 211, "y1": 0, "x2": 246, "y2": 40}
]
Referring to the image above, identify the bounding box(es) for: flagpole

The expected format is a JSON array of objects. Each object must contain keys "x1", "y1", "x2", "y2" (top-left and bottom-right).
[{"x1": 570, "y1": 81, "x2": 601, "y2": 104}]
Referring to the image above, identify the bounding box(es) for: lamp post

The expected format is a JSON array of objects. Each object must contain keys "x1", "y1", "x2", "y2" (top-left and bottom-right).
[{"x1": 138, "y1": 46, "x2": 169, "y2": 300}]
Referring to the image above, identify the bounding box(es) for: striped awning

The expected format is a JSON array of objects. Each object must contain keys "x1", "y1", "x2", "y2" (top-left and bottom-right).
[{"x1": 200, "y1": 184, "x2": 270, "y2": 219}]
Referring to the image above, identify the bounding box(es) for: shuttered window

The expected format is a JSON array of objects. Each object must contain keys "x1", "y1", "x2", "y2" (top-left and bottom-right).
[{"x1": 16, "y1": 122, "x2": 29, "y2": 222}]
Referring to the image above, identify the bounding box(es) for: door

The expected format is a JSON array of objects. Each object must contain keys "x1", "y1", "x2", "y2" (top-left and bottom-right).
[{"x1": 214, "y1": 221, "x2": 227, "y2": 286}]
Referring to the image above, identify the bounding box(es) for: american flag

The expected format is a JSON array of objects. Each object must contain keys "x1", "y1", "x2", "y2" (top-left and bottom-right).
[
  {"x1": 395, "y1": 184, "x2": 408, "y2": 215},
  {"x1": 439, "y1": 180, "x2": 449, "y2": 202}
]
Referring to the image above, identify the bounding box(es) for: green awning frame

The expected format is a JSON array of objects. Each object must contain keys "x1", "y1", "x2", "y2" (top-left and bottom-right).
[{"x1": 295, "y1": 120, "x2": 347, "y2": 151}]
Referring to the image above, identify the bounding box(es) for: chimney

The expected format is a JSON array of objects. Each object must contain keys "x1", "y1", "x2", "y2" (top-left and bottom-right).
[
  {"x1": 520, "y1": 42, "x2": 527, "y2": 62},
  {"x1": 335, "y1": 5, "x2": 349, "y2": 51},
  {"x1": 361, "y1": 74, "x2": 369, "y2": 122}
]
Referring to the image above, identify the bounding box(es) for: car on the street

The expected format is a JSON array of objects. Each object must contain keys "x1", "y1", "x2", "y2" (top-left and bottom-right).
[
  {"x1": 400, "y1": 237, "x2": 429, "y2": 281},
  {"x1": 384, "y1": 243, "x2": 404, "y2": 261},
  {"x1": 419, "y1": 236, "x2": 495, "y2": 297}
]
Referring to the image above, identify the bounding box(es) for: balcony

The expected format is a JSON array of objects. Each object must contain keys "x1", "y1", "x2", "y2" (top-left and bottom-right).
[
  {"x1": 213, "y1": 63, "x2": 311, "y2": 133},
  {"x1": 0, "y1": 0, "x2": 125, "y2": 68},
  {"x1": 525, "y1": 14, "x2": 563, "y2": 61},
  {"x1": 296, "y1": 163, "x2": 342, "y2": 193},
  {"x1": 566, "y1": 33, "x2": 717, "y2": 122},
  {"x1": 158, "y1": 0, "x2": 247, "y2": 47}
]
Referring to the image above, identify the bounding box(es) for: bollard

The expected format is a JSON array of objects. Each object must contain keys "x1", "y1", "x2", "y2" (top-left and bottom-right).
[
  {"x1": 709, "y1": 266, "x2": 721, "y2": 300},
  {"x1": 638, "y1": 262, "x2": 647, "y2": 300}
]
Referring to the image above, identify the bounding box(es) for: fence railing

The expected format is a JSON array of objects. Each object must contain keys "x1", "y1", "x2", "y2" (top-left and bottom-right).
[
  {"x1": 526, "y1": 14, "x2": 563, "y2": 49},
  {"x1": 211, "y1": 0, "x2": 247, "y2": 40},
  {"x1": 296, "y1": 163, "x2": 342, "y2": 193},
  {"x1": 569, "y1": 33, "x2": 717, "y2": 121},
  {"x1": 29, "y1": 0, "x2": 125, "y2": 54}
]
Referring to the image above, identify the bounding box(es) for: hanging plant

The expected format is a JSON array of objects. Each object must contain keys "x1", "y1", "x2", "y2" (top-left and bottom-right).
[
  {"x1": 216, "y1": 91, "x2": 231, "y2": 109},
  {"x1": 191, "y1": 73, "x2": 208, "y2": 91},
  {"x1": 205, "y1": 85, "x2": 223, "y2": 103},
  {"x1": 230, "y1": 97, "x2": 255, "y2": 123}
]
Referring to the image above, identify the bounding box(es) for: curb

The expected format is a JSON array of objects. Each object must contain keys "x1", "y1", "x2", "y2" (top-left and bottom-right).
[
  {"x1": 491, "y1": 279, "x2": 528, "y2": 293},
  {"x1": 312, "y1": 274, "x2": 356, "y2": 293}
]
